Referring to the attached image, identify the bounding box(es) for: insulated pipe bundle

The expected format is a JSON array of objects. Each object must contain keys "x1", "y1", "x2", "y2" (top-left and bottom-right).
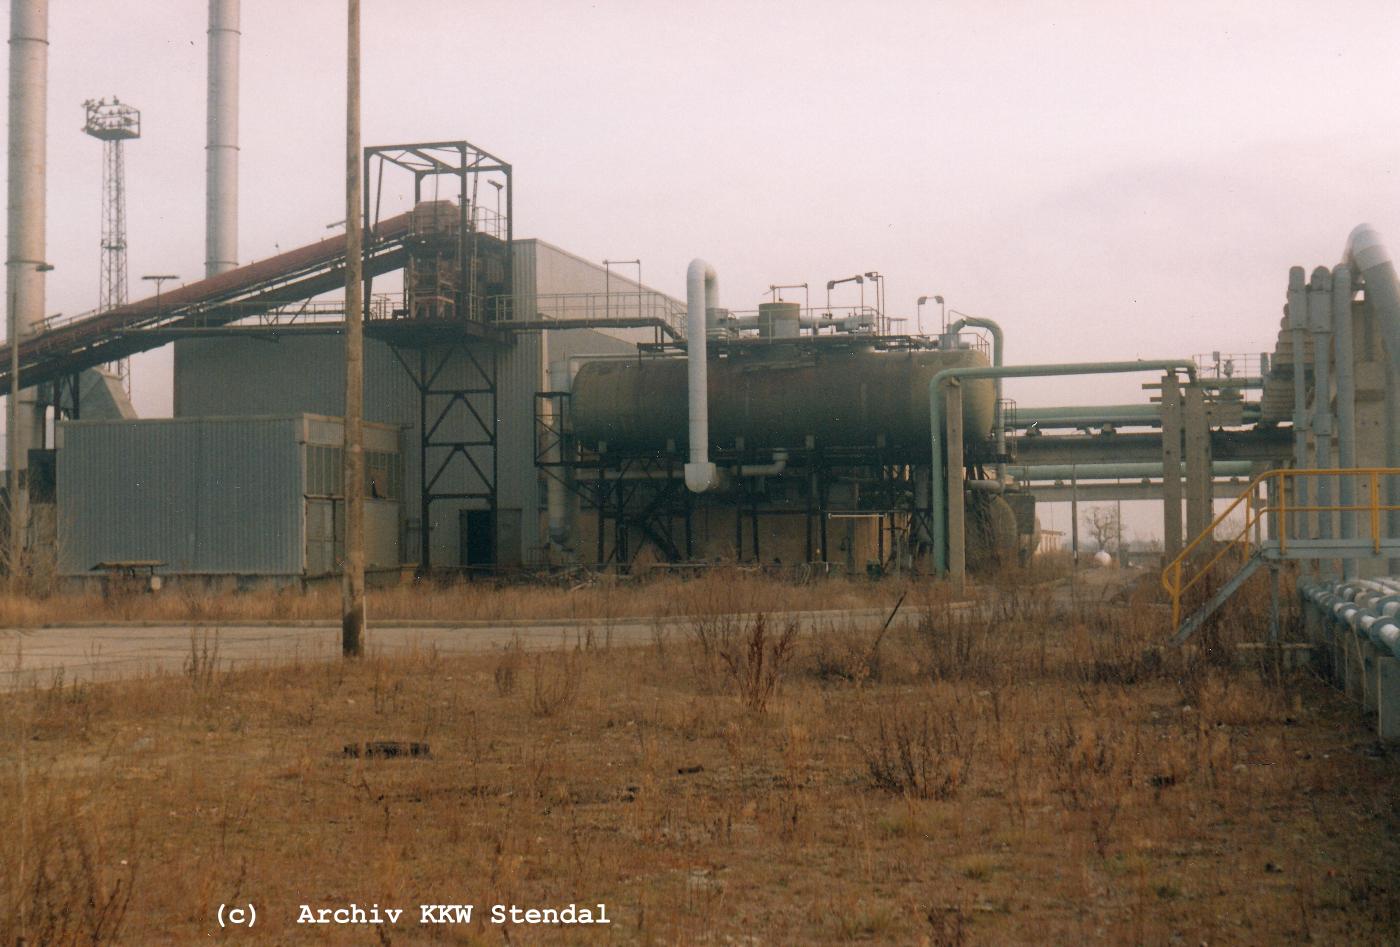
[
  {"x1": 1345, "y1": 226, "x2": 1400, "y2": 378},
  {"x1": 1301, "y1": 578, "x2": 1400, "y2": 657},
  {"x1": 1309, "y1": 267, "x2": 1334, "y2": 540},
  {"x1": 1344, "y1": 226, "x2": 1400, "y2": 564}
]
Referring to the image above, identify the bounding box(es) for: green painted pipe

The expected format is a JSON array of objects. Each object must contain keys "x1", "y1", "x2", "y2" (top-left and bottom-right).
[
  {"x1": 928, "y1": 360, "x2": 1198, "y2": 575},
  {"x1": 1012, "y1": 402, "x2": 1261, "y2": 429},
  {"x1": 1008, "y1": 461, "x2": 1253, "y2": 481},
  {"x1": 945, "y1": 314, "x2": 1004, "y2": 477}
]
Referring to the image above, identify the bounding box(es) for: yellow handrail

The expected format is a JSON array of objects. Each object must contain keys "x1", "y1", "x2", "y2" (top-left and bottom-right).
[{"x1": 1161, "y1": 467, "x2": 1400, "y2": 630}]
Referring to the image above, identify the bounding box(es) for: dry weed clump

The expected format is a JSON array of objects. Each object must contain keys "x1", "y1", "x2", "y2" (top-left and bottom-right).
[
  {"x1": 807, "y1": 593, "x2": 909, "y2": 684},
  {"x1": 686, "y1": 613, "x2": 797, "y2": 712},
  {"x1": 809, "y1": 619, "x2": 886, "y2": 683},
  {"x1": 494, "y1": 635, "x2": 523, "y2": 696},
  {"x1": 528, "y1": 647, "x2": 584, "y2": 717},
  {"x1": 719, "y1": 614, "x2": 797, "y2": 713},
  {"x1": 1041, "y1": 710, "x2": 1139, "y2": 858},
  {"x1": 12, "y1": 798, "x2": 134, "y2": 946},
  {"x1": 858, "y1": 690, "x2": 980, "y2": 800},
  {"x1": 914, "y1": 603, "x2": 999, "y2": 683},
  {"x1": 1065, "y1": 605, "x2": 1164, "y2": 692}
]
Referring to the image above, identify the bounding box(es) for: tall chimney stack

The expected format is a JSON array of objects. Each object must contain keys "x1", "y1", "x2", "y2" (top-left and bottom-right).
[
  {"x1": 6, "y1": 0, "x2": 50, "y2": 485},
  {"x1": 206, "y1": 0, "x2": 239, "y2": 277}
]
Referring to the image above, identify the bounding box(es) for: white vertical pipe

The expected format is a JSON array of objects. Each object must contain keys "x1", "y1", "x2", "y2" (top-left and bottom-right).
[
  {"x1": 6, "y1": 0, "x2": 49, "y2": 513},
  {"x1": 1309, "y1": 267, "x2": 1333, "y2": 541},
  {"x1": 684, "y1": 258, "x2": 719, "y2": 493},
  {"x1": 206, "y1": 0, "x2": 240, "y2": 276},
  {"x1": 1333, "y1": 264, "x2": 1358, "y2": 578}
]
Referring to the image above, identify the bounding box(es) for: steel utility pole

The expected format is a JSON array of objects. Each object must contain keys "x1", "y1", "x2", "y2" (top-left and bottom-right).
[{"x1": 341, "y1": 0, "x2": 365, "y2": 657}]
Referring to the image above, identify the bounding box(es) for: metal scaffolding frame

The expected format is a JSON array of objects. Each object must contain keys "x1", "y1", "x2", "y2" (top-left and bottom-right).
[
  {"x1": 534, "y1": 384, "x2": 937, "y2": 573},
  {"x1": 362, "y1": 140, "x2": 513, "y2": 573}
]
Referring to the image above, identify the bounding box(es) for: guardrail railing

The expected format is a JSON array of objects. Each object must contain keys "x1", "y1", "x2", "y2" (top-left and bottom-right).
[{"x1": 1162, "y1": 467, "x2": 1400, "y2": 630}]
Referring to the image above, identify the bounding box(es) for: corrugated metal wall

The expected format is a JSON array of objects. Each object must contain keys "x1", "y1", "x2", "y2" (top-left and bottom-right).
[
  {"x1": 304, "y1": 498, "x2": 403, "y2": 575},
  {"x1": 57, "y1": 417, "x2": 305, "y2": 575},
  {"x1": 58, "y1": 416, "x2": 402, "y2": 577}
]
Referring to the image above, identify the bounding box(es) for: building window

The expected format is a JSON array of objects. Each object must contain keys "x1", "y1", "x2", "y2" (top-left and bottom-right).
[{"x1": 307, "y1": 444, "x2": 399, "y2": 499}]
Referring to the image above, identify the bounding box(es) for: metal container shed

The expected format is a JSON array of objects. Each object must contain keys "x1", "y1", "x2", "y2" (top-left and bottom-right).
[{"x1": 56, "y1": 414, "x2": 401, "y2": 579}]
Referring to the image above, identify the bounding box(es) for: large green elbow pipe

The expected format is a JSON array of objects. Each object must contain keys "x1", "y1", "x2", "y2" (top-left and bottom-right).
[
  {"x1": 928, "y1": 360, "x2": 1198, "y2": 576},
  {"x1": 945, "y1": 314, "x2": 1005, "y2": 478}
]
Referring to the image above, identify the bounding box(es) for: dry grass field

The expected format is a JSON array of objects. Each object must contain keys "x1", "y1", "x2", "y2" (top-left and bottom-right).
[
  {"x1": 2, "y1": 573, "x2": 1398, "y2": 944},
  {"x1": 0, "y1": 566, "x2": 962, "y2": 627}
]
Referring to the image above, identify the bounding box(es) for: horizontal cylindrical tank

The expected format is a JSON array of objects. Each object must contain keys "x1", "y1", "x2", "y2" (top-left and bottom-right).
[{"x1": 571, "y1": 345, "x2": 994, "y2": 456}]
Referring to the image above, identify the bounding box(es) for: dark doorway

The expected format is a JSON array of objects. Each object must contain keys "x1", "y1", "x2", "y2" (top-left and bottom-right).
[{"x1": 460, "y1": 509, "x2": 495, "y2": 568}]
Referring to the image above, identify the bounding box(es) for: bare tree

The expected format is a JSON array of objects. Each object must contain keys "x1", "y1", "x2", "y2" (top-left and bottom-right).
[{"x1": 1083, "y1": 505, "x2": 1122, "y2": 555}]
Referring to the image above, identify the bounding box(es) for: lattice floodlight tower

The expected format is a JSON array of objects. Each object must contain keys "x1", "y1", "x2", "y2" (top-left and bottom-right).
[{"x1": 82, "y1": 97, "x2": 140, "y2": 392}]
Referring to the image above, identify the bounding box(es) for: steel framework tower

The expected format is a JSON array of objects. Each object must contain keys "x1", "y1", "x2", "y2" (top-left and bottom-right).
[{"x1": 82, "y1": 97, "x2": 140, "y2": 390}]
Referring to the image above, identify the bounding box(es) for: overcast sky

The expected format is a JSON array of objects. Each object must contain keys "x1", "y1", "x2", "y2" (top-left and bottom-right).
[{"x1": 14, "y1": 0, "x2": 1400, "y2": 466}]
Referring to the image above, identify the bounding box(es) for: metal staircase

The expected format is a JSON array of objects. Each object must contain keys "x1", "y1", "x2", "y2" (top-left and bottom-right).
[{"x1": 1163, "y1": 468, "x2": 1400, "y2": 644}]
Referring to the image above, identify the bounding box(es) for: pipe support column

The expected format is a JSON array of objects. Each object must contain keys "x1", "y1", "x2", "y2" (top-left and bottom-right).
[
  {"x1": 1183, "y1": 382, "x2": 1211, "y2": 544},
  {"x1": 1333, "y1": 265, "x2": 1358, "y2": 577},
  {"x1": 1287, "y1": 267, "x2": 1311, "y2": 539},
  {"x1": 1160, "y1": 374, "x2": 1184, "y2": 561},
  {"x1": 946, "y1": 382, "x2": 965, "y2": 591},
  {"x1": 1309, "y1": 268, "x2": 1335, "y2": 547}
]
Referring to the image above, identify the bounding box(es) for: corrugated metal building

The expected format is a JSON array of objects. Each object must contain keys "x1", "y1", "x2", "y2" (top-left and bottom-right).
[
  {"x1": 56, "y1": 415, "x2": 401, "y2": 579},
  {"x1": 167, "y1": 239, "x2": 676, "y2": 570}
]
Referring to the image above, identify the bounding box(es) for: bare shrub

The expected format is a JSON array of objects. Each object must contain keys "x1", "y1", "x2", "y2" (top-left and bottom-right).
[
  {"x1": 528, "y1": 648, "x2": 583, "y2": 717},
  {"x1": 4, "y1": 803, "x2": 134, "y2": 946},
  {"x1": 926, "y1": 903, "x2": 968, "y2": 947},
  {"x1": 1041, "y1": 712, "x2": 1137, "y2": 857},
  {"x1": 860, "y1": 694, "x2": 979, "y2": 800},
  {"x1": 915, "y1": 605, "x2": 995, "y2": 683},
  {"x1": 717, "y1": 614, "x2": 798, "y2": 714},
  {"x1": 685, "y1": 613, "x2": 741, "y2": 689},
  {"x1": 809, "y1": 621, "x2": 883, "y2": 684},
  {"x1": 810, "y1": 595, "x2": 906, "y2": 684},
  {"x1": 986, "y1": 583, "x2": 1058, "y2": 625},
  {"x1": 1068, "y1": 606, "x2": 1163, "y2": 692},
  {"x1": 494, "y1": 636, "x2": 523, "y2": 697},
  {"x1": 183, "y1": 630, "x2": 221, "y2": 690}
]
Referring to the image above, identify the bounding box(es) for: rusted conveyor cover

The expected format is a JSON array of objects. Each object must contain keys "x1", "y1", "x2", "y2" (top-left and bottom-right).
[{"x1": 0, "y1": 212, "x2": 413, "y2": 390}]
